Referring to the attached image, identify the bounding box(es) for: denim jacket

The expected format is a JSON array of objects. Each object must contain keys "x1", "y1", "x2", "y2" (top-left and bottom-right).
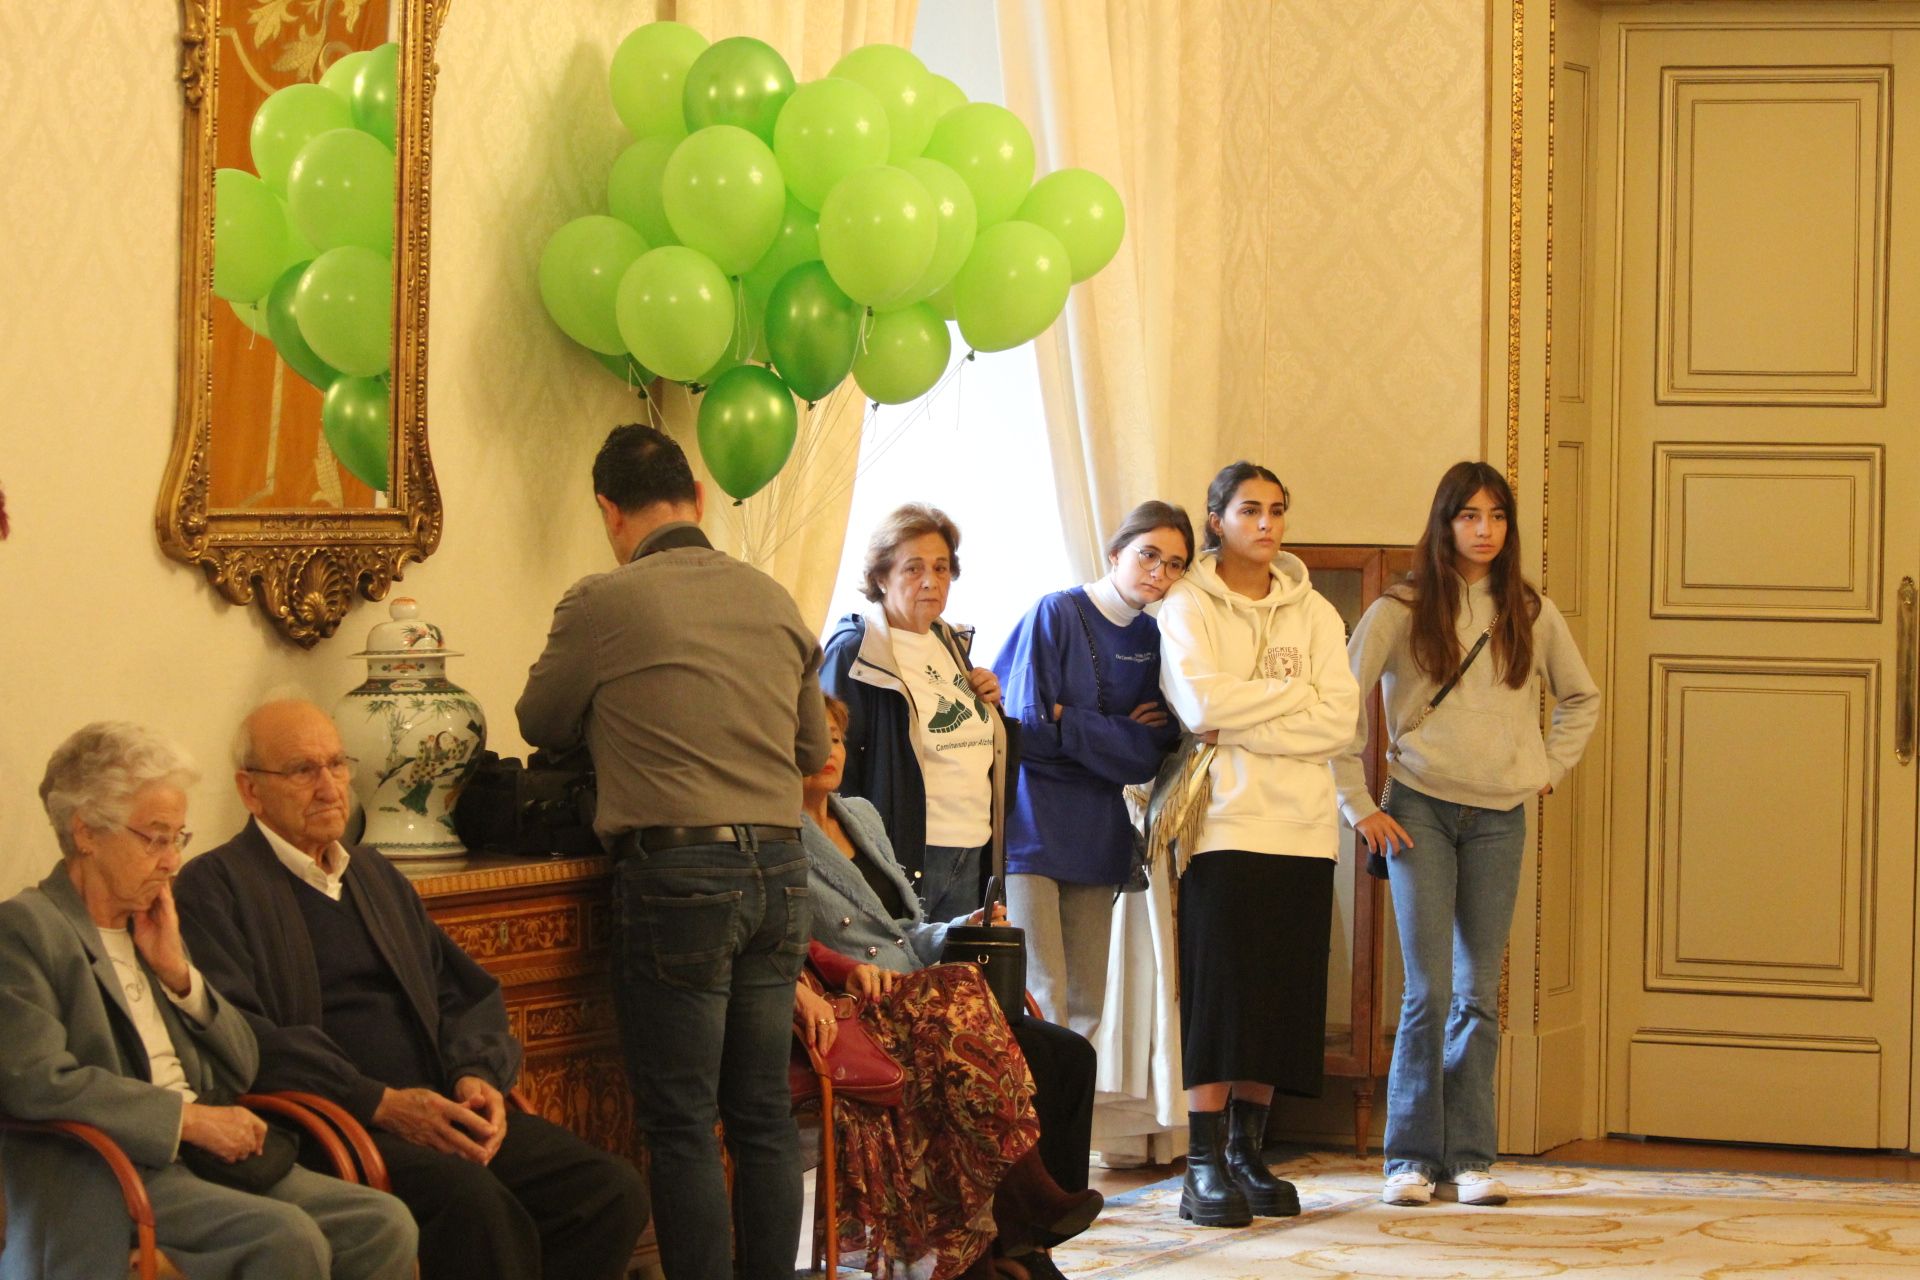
[{"x1": 803, "y1": 794, "x2": 957, "y2": 974}]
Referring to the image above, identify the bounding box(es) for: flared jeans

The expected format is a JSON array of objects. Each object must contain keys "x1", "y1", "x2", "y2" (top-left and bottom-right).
[{"x1": 1380, "y1": 783, "x2": 1527, "y2": 1181}]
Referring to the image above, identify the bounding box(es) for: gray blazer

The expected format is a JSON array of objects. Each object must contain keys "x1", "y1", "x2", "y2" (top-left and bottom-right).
[
  {"x1": 0, "y1": 865, "x2": 258, "y2": 1276},
  {"x1": 803, "y1": 795, "x2": 957, "y2": 973}
]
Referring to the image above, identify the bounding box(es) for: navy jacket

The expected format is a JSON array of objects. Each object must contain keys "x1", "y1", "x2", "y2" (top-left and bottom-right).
[{"x1": 820, "y1": 609, "x2": 1018, "y2": 886}]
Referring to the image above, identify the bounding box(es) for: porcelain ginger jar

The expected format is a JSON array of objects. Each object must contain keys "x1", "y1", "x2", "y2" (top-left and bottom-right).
[{"x1": 335, "y1": 597, "x2": 487, "y2": 858}]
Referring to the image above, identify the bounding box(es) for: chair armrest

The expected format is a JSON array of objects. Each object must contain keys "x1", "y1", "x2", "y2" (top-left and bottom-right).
[
  {"x1": 1025, "y1": 991, "x2": 1044, "y2": 1020},
  {"x1": 0, "y1": 1114, "x2": 160, "y2": 1278},
  {"x1": 238, "y1": 1093, "x2": 357, "y2": 1184},
  {"x1": 507, "y1": 1087, "x2": 533, "y2": 1114},
  {"x1": 258, "y1": 1092, "x2": 391, "y2": 1194}
]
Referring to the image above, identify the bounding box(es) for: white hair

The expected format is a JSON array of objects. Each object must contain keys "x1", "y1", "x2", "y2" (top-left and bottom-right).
[{"x1": 40, "y1": 722, "x2": 199, "y2": 858}]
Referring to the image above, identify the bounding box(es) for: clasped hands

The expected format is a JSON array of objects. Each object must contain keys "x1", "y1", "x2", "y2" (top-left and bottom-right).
[{"x1": 373, "y1": 1076, "x2": 507, "y2": 1164}]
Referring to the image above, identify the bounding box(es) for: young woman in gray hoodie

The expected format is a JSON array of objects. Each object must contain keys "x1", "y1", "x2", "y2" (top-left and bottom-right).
[{"x1": 1332, "y1": 461, "x2": 1599, "y2": 1210}]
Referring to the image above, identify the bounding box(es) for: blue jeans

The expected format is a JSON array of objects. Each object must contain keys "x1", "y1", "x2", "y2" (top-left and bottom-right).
[
  {"x1": 1381, "y1": 784, "x2": 1527, "y2": 1181},
  {"x1": 920, "y1": 842, "x2": 985, "y2": 923},
  {"x1": 610, "y1": 836, "x2": 809, "y2": 1280}
]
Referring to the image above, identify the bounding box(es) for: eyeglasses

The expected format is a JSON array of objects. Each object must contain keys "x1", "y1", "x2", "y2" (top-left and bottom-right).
[
  {"x1": 1134, "y1": 546, "x2": 1188, "y2": 579},
  {"x1": 121, "y1": 826, "x2": 193, "y2": 856},
  {"x1": 246, "y1": 755, "x2": 357, "y2": 787}
]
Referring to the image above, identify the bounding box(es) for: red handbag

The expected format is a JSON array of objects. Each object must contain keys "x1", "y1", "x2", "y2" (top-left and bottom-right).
[{"x1": 789, "y1": 969, "x2": 906, "y2": 1108}]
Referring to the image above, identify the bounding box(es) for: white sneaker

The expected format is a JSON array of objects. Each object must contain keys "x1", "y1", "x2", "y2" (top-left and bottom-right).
[
  {"x1": 1438, "y1": 1171, "x2": 1509, "y2": 1205},
  {"x1": 1381, "y1": 1171, "x2": 1434, "y2": 1205}
]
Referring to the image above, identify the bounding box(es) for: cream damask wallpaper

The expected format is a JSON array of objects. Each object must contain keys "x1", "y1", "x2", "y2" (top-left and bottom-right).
[
  {"x1": 0, "y1": 1, "x2": 1486, "y2": 894},
  {"x1": 1249, "y1": 1, "x2": 1487, "y2": 543}
]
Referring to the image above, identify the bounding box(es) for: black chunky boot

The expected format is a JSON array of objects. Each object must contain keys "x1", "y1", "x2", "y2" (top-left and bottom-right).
[
  {"x1": 1223, "y1": 1097, "x2": 1301, "y2": 1216},
  {"x1": 1178, "y1": 1109, "x2": 1252, "y2": 1227}
]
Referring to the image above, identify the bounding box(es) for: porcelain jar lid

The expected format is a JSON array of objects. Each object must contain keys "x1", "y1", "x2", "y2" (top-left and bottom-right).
[{"x1": 354, "y1": 597, "x2": 464, "y2": 658}]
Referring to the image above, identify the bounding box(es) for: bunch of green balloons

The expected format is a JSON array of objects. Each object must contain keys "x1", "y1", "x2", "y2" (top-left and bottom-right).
[
  {"x1": 213, "y1": 43, "x2": 400, "y2": 491},
  {"x1": 538, "y1": 21, "x2": 1128, "y2": 501}
]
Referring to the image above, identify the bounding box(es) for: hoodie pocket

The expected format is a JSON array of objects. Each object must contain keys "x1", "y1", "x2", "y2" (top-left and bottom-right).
[{"x1": 1405, "y1": 707, "x2": 1545, "y2": 791}]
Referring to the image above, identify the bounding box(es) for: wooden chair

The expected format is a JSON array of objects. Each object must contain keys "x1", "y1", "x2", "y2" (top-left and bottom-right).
[
  {"x1": 0, "y1": 1093, "x2": 359, "y2": 1280},
  {"x1": 797, "y1": 991, "x2": 1046, "y2": 1278}
]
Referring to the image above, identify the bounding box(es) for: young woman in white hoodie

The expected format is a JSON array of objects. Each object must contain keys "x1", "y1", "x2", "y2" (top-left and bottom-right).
[
  {"x1": 1157, "y1": 461, "x2": 1360, "y2": 1228},
  {"x1": 1332, "y1": 461, "x2": 1599, "y2": 1210}
]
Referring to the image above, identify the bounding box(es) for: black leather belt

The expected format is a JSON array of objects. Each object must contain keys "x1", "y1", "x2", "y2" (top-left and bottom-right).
[{"x1": 617, "y1": 824, "x2": 801, "y2": 856}]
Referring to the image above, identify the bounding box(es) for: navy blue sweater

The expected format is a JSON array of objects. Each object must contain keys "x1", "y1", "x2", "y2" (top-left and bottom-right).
[{"x1": 992, "y1": 588, "x2": 1179, "y2": 883}]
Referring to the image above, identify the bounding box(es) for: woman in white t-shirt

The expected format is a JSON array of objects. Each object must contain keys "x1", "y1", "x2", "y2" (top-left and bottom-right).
[{"x1": 821, "y1": 504, "x2": 1011, "y2": 923}]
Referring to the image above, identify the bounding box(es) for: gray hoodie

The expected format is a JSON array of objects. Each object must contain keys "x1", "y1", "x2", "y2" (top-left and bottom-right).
[
  {"x1": 1331, "y1": 575, "x2": 1600, "y2": 820},
  {"x1": 1157, "y1": 550, "x2": 1360, "y2": 859}
]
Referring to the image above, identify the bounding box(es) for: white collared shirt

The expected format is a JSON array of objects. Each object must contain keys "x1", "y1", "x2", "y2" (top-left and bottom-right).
[{"x1": 256, "y1": 819, "x2": 352, "y2": 901}]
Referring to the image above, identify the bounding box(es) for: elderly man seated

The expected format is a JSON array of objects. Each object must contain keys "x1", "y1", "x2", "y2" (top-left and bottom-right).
[
  {"x1": 174, "y1": 699, "x2": 649, "y2": 1280},
  {"x1": 0, "y1": 722, "x2": 416, "y2": 1280}
]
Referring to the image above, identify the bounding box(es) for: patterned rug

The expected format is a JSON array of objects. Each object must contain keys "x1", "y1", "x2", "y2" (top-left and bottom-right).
[{"x1": 1050, "y1": 1151, "x2": 1920, "y2": 1277}]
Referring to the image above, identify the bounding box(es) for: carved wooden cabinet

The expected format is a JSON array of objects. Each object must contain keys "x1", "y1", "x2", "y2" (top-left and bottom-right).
[
  {"x1": 1290, "y1": 543, "x2": 1415, "y2": 1154},
  {"x1": 405, "y1": 855, "x2": 657, "y2": 1273}
]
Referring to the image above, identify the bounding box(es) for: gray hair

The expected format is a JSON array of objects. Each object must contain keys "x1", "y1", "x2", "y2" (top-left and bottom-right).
[{"x1": 40, "y1": 722, "x2": 199, "y2": 858}]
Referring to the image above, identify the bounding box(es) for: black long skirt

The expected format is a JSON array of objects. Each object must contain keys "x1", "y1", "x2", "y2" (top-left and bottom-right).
[{"x1": 1178, "y1": 850, "x2": 1334, "y2": 1095}]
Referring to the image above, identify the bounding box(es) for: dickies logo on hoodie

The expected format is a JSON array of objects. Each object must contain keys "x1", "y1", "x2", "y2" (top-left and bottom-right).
[{"x1": 1262, "y1": 645, "x2": 1304, "y2": 681}]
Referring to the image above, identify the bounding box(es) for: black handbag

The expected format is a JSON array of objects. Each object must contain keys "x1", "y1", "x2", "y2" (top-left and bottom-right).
[
  {"x1": 178, "y1": 1121, "x2": 299, "y2": 1194},
  {"x1": 452, "y1": 748, "x2": 599, "y2": 858},
  {"x1": 1367, "y1": 615, "x2": 1498, "y2": 879},
  {"x1": 939, "y1": 923, "x2": 1028, "y2": 1024}
]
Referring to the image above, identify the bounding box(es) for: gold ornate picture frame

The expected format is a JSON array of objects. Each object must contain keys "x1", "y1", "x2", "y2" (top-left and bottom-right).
[{"x1": 159, "y1": 0, "x2": 448, "y2": 648}]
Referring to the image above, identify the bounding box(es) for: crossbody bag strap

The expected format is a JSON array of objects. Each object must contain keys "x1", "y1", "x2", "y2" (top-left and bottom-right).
[
  {"x1": 1063, "y1": 591, "x2": 1112, "y2": 716},
  {"x1": 1381, "y1": 612, "x2": 1500, "y2": 798}
]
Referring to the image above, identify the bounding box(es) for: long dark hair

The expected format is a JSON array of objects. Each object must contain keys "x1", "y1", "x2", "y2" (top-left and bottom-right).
[
  {"x1": 1400, "y1": 461, "x2": 1539, "y2": 688},
  {"x1": 1202, "y1": 461, "x2": 1289, "y2": 552}
]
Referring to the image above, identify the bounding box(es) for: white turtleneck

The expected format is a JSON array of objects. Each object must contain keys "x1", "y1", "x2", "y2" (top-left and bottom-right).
[{"x1": 1083, "y1": 576, "x2": 1140, "y2": 627}]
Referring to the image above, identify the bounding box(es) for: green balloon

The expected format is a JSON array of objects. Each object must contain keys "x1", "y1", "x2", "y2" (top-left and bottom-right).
[
  {"x1": 286, "y1": 127, "x2": 395, "y2": 253},
  {"x1": 608, "y1": 135, "x2": 680, "y2": 247},
  {"x1": 899, "y1": 158, "x2": 977, "y2": 302},
  {"x1": 592, "y1": 349, "x2": 655, "y2": 392},
  {"x1": 952, "y1": 220, "x2": 1071, "y2": 353},
  {"x1": 829, "y1": 44, "x2": 936, "y2": 164},
  {"x1": 319, "y1": 49, "x2": 372, "y2": 100},
  {"x1": 214, "y1": 169, "x2": 297, "y2": 303},
  {"x1": 539, "y1": 216, "x2": 649, "y2": 355},
  {"x1": 321, "y1": 375, "x2": 391, "y2": 490},
  {"x1": 609, "y1": 21, "x2": 707, "y2": 139},
  {"x1": 742, "y1": 196, "x2": 821, "y2": 300},
  {"x1": 229, "y1": 297, "x2": 271, "y2": 336},
  {"x1": 697, "y1": 364, "x2": 798, "y2": 500},
  {"x1": 924, "y1": 281, "x2": 956, "y2": 320},
  {"x1": 817, "y1": 165, "x2": 937, "y2": 309},
  {"x1": 265, "y1": 261, "x2": 339, "y2": 390},
  {"x1": 922, "y1": 74, "x2": 966, "y2": 124},
  {"x1": 1017, "y1": 168, "x2": 1126, "y2": 282},
  {"x1": 773, "y1": 77, "x2": 890, "y2": 211},
  {"x1": 662, "y1": 125, "x2": 786, "y2": 276},
  {"x1": 615, "y1": 245, "x2": 735, "y2": 382},
  {"x1": 682, "y1": 36, "x2": 794, "y2": 144},
  {"x1": 250, "y1": 84, "x2": 353, "y2": 194},
  {"x1": 854, "y1": 303, "x2": 951, "y2": 404},
  {"x1": 923, "y1": 102, "x2": 1035, "y2": 227},
  {"x1": 294, "y1": 246, "x2": 393, "y2": 377},
  {"x1": 765, "y1": 260, "x2": 861, "y2": 402},
  {"x1": 350, "y1": 42, "x2": 399, "y2": 151},
  {"x1": 690, "y1": 282, "x2": 770, "y2": 388}
]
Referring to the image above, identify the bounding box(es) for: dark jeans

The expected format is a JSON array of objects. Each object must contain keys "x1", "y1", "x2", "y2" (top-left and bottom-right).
[
  {"x1": 373, "y1": 1110, "x2": 648, "y2": 1280},
  {"x1": 611, "y1": 837, "x2": 810, "y2": 1280},
  {"x1": 1011, "y1": 1015, "x2": 1097, "y2": 1194}
]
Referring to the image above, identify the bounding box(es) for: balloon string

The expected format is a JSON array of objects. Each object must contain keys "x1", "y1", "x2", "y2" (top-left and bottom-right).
[{"x1": 858, "y1": 307, "x2": 873, "y2": 356}]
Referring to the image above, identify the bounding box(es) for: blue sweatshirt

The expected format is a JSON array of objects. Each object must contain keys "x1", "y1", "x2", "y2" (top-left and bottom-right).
[{"x1": 992, "y1": 587, "x2": 1179, "y2": 883}]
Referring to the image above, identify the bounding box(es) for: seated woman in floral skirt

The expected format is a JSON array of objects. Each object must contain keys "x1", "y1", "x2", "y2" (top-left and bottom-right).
[{"x1": 794, "y1": 695, "x2": 1102, "y2": 1280}]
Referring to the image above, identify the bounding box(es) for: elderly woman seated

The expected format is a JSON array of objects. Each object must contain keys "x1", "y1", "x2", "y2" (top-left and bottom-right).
[
  {"x1": 0, "y1": 722, "x2": 416, "y2": 1280},
  {"x1": 793, "y1": 695, "x2": 1102, "y2": 1280}
]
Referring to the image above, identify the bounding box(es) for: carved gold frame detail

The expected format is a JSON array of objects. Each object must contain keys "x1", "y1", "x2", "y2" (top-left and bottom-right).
[{"x1": 158, "y1": 0, "x2": 449, "y2": 648}]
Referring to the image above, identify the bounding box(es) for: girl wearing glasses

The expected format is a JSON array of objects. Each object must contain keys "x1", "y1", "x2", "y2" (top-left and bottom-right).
[
  {"x1": 1156, "y1": 462, "x2": 1359, "y2": 1227},
  {"x1": 990, "y1": 501, "x2": 1192, "y2": 1040}
]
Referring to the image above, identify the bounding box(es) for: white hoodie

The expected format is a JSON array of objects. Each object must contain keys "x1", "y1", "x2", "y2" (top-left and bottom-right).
[{"x1": 1157, "y1": 551, "x2": 1360, "y2": 859}]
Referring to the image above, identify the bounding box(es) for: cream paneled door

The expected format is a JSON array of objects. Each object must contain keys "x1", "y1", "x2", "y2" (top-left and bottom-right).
[{"x1": 1604, "y1": 18, "x2": 1920, "y2": 1149}]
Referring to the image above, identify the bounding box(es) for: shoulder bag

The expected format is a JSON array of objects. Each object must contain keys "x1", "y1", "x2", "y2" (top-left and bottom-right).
[{"x1": 1367, "y1": 612, "x2": 1500, "y2": 879}]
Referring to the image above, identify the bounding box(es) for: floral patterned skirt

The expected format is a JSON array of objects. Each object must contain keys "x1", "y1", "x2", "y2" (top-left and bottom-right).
[{"x1": 825, "y1": 962, "x2": 1040, "y2": 1280}]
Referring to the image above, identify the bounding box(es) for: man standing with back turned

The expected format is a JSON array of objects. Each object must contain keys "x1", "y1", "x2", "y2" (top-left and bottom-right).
[{"x1": 518, "y1": 424, "x2": 830, "y2": 1279}]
